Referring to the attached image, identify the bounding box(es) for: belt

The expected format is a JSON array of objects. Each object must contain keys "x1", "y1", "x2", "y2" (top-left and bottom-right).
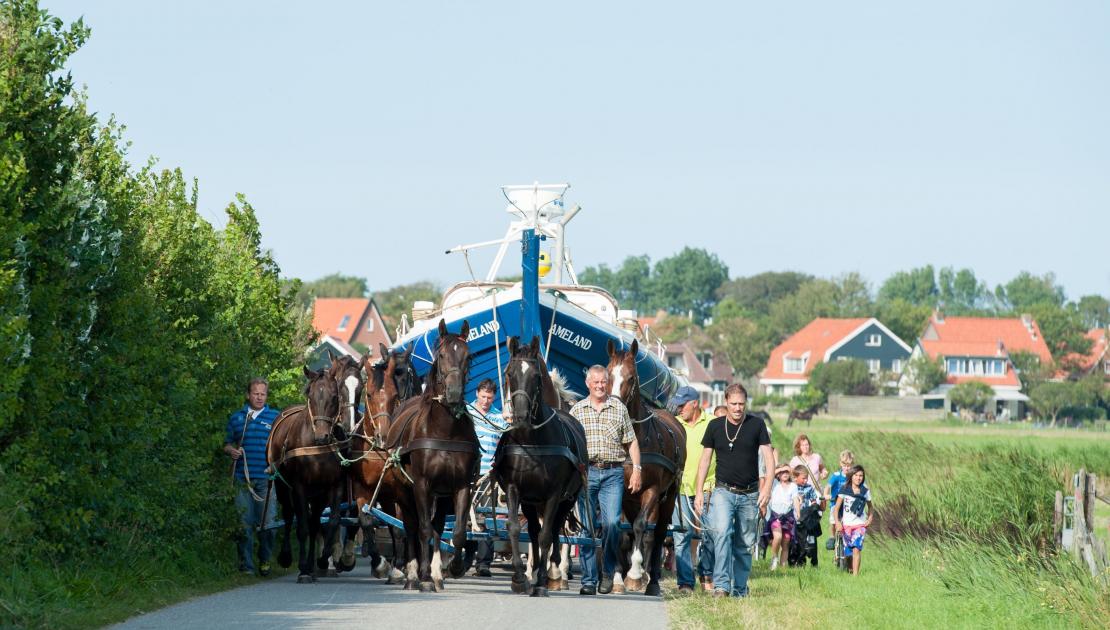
[
  {"x1": 715, "y1": 481, "x2": 759, "y2": 495},
  {"x1": 590, "y1": 461, "x2": 624, "y2": 470}
]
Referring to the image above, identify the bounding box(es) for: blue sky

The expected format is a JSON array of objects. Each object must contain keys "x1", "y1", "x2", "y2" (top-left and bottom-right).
[{"x1": 49, "y1": 1, "x2": 1110, "y2": 300}]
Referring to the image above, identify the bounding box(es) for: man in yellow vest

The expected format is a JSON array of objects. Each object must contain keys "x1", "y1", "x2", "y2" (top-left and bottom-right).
[{"x1": 669, "y1": 386, "x2": 716, "y2": 594}]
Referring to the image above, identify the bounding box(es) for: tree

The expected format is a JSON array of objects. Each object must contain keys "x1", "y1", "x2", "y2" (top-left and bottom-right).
[
  {"x1": 948, "y1": 381, "x2": 995, "y2": 418},
  {"x1": 937, "y1": 267, "x2": 993, "y2": 314},
  {"x1": 706, "y1": 315, "x2": 776, "y2": 378},
  {"x1": 1028, "y1": 303, "x2": 1091, "y2": 362},
  {"x1": 1009, "y1": 350, "x2": 1050, "y2": 393},
  {"x1": 288, "y1": 273, "x2": 368, "y2": 308},
  {"x1": 579, "y1": 254, "x2": 653, "y2": 314},
  {"x1": 650, "y1": 247, "x2": 728, "y2": 324},
  {"x1": 1075, "y1": 295, "x2": 1110, "y2": 329},
  {"x1": 715, "y1": 271, "x2": 813, "y2": 317},
  {"x1": 808, "y1": 360, "x2": 876, "y2": 397},
  {"x1": 372, "y1": 281, "x2": 442, "y2": 332},
  {"x1": 995, "y1": 271, "x2": 1065, "y2": 311},
  {"x1": 876, "y1": 298, "x2": 933, "y2": 346},
  {"x1": 1029, "y1": 381, "x2": 1095, "y2": 427},
  {"x1": 902, "y1": 354, "x2": 947, "y2": 395},
  {"x1": 878, "y1": 265, "x2": 937, "y2": 306}
]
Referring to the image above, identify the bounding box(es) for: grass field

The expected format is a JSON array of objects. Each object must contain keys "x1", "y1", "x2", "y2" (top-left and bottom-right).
[{"x1": 665, "y1": 417, "x2": 1110, "y2": 629}]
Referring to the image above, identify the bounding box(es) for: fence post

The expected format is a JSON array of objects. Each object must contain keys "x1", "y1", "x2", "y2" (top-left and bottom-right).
[
  {"x1": 1053, "y1": 490, "x2": 1063, "y2": 549},
  {"x1": 1072, "y1": 469, "x2": 1087, "y2": 560}
]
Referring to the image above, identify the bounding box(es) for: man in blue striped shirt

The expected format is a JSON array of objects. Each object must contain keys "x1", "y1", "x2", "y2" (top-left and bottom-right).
[
  {"x1": 464, "y1": 378, "x2": 509, "y2": 576},
  {"x1": 224, "y1": 377, "x2": 281, "y2": 576}
]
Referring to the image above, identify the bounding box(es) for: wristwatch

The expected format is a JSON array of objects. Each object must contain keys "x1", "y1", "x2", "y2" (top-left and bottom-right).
[{"x1": 633, "y1": 464, "x2": 643, "y2": 471}]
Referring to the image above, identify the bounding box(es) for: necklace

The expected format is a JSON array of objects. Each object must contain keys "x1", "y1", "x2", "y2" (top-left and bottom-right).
[{"x1": 724, "y1": 416, "x2": 743, "y2": 451}]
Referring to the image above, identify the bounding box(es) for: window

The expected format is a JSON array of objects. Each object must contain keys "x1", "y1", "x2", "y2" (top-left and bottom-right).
[
  {"x1": 969, "y1": 359, "x2": 984, "y2": 375},
  {"x1": 987, "y1": 360, "x2": 1005, "y2": 376},
  {"x1": 891, "y1": 359, "x2": 903, "y2": 373},
  {"x1": 1104, "y1": 361, "x2": 1110, "y2": 376},
  {"x1": 667, "y1": 354, "x2": 686, "y2": 371},
  {"x1": 867, "y1": 359, "x2": 880, "y2": 374},
  {"x1": 946, "y1": 358, "x2": 967, "y2": 375},
  {"x1": 366, "y1": 317, "x2": 374, "y2": 332},
  {"x1": 865, "y1": 334, "x2": 882, "y2": 347},
  {"x1": 697, "y1": 352, "x2": 713, "y2": 370},
  {"x1": 337, "y1": 315, "x2": 350, "y2": 331},
  {"x1": 784, "y1": 357, "x2": 806, "y2": 373}
]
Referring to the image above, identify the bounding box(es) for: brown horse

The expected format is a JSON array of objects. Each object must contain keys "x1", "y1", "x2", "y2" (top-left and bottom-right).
[
  {"x1": 605, "y1": 339, "x2": 686, "y2": 596},
  {"x1": 495, "y1": 335, "x2": 588, "y2": 597},
  {"x1": 383, "y1": 319, "x2": 479, "y2": 592},
  {"x1": 348, "y1": 344, "x2": 418, "y2": 582},
  {"x1": 267, "y1": 362, "x2": 350, "y2": 583}
]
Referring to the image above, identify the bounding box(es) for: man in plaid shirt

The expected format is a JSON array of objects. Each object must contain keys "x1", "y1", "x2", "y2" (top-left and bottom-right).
[{"x1": 571, "y1": 365, "x2": 642, "y2": 596}]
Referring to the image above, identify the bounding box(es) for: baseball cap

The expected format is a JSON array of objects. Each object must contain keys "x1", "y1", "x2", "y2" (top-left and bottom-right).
[{"x1": 668, "y1": 386, "x2": 699, "y2": 408}]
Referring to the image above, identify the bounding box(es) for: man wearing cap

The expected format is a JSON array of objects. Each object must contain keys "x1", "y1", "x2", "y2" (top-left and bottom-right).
[
  {"x1": 572, "y1": 365, "x2": 642, "y2": 596},
  {"x1": 667, "y1": 386, "x2": 716, "y2": 594},
  {"x1": 693, "y1": 383, "x2": 772, "y2": 598}
]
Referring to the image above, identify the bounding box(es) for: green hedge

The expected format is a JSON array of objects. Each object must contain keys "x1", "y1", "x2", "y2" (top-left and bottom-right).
[{"x1": 1, "y1": 2, "x2": 312, "y2": 624}]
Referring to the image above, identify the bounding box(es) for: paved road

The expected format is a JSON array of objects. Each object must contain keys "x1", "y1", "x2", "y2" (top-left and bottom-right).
[{"x1": 113, "y1": 564, "x2": 667, "y2": 629}]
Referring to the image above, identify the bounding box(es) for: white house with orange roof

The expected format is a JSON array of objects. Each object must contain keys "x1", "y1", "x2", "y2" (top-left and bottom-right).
[
  {"x1": 899, "y1": 312, "x2": 1054, "y2": 418},
  {"x1": 1063, "y1": 328, "x2": 1110, "y2": 380},
  {"x1": 759, "y1": 317, "x2": 912, "y2": 397}
]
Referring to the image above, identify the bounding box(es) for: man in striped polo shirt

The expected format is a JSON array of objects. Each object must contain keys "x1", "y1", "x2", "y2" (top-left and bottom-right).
[
  {"x1": 464, "y1": 378, "x2": 509, "y2": 576},
  {"x1": 224, "y1": 377, "x2": 281, "y2": 576}
]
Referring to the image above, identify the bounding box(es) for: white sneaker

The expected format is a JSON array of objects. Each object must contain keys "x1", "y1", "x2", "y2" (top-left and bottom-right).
[{"x1": 769, "y1": 556, "x2": 779, "y2": 571}]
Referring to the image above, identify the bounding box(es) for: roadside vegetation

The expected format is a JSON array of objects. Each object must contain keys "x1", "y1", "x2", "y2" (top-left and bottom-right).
[{"x1": 666, "y1": 419, "x2": 1110, "y2": 629}]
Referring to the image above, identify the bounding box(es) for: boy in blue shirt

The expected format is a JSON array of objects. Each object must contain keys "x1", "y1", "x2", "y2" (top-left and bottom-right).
[{"x1": 823, "y1": 449, "x2": 854, "y2": 551}]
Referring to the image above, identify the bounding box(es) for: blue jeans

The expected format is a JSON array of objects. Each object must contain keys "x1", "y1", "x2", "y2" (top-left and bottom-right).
[
  {"x1": 235, "y1": 479, "x2": 277, "y2": 572},
  {"x1": 672, "y1": 494, "x2": 714, "y2": 587},
  {"x1": 708, "y1": 487, "x2": 759, "y2": 596},
  {"x1": 578, "y1": 466, "x2": 624, "y2": 587}
]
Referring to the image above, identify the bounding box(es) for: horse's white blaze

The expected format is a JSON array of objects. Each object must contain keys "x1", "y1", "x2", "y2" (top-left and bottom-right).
[
  {"x1": 405, "y1": 558, "x2": 418, "y2": 582},
  {"x1": 628, "y1": 548, "x2": 644, "y2": 579},
  {"x1": 344, "y1": 374, "x2": 359, "y2": 429},
  {"x1": 521, "y1": 360, "x2": 530, "y2": 375},
  {"x1": 610, "y1": 364, "x2": 624, "y2": 397}
]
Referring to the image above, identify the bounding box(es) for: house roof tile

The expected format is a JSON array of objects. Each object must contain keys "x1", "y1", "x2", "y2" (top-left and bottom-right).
[
  {"x1": 311, "y1": 297, "x2": 371, "y2": 344},
  {"x1": 919, "y1": 315, "x2": 1053, "y2": 364}
]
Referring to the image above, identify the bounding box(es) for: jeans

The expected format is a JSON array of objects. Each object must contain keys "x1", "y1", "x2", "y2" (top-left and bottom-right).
[
  {"x1": 235, "y1": 479, "x2": 277, "y2": 572},
  {"x1": 708, "y1": 487, "x2": 759, "y2": 596},
  {"x1": 672, "y1": 494, "x2": 714, "y2": 587},
  {"x1": 578, "y1": 466, "x2": 624, "y2": 587}
]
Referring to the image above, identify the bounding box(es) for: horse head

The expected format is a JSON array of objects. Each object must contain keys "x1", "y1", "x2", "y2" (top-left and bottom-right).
[
  {"x1": 390, "y1": 343, "x2": 421, "y2": 402},
  {"x1": 505, "y1": 335, "x2": 543, "y2": 425},
  {"x1": 365, "y1": 346, "x2": 400, "y2": 443},
  {"x1": 303, "y1": 363, "x2": 341, "y2": 445},
  {"x1": 429, "y1": 319, "x2": 471, "y2": 406},
  {"x1": 331, "y1": 353, "x2": 368, "y2": 436},
  {"x1": 606, "y1": 338, "x2": 640, "y2": 406}
]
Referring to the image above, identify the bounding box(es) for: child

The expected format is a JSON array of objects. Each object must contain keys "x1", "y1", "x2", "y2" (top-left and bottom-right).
[
  {"x1": 764, "y1": 465, "x2": 798, "y2": 570},
  {"x1": 832, "y1": 465, "x2": 872, "y2": 575},
  {"x1": 790, "y1": 465, "x2": 825, "y2": 567},
  {"x1": 824, "y1": 449, "x2": 854, "y2": 550}
]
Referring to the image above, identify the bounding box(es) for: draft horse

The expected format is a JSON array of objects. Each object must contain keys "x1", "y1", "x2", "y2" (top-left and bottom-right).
[
  {"x1": 348, "y1": 344, "x2": 421, "y2": 582},
  {"x1": 267, "y1": 359, "x2": 359, "y2": 582},
  {"x1": 494, "y1": 335, "x2": 587, "y2": 596},
  {"x1": 606, "y1": 339, "x2": 686, "y2": 596},
  {"x1": 383, "y1": 319, "x2": 479, "y2": 592}
]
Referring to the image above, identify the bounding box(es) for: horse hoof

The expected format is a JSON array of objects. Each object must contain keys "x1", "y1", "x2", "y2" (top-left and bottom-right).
[
  {"x1": 338, "y1": 557, "x2": 356, "y2": 572},
  {"x1": 560, "y1": 578, "x2": 569, "y2": 590},
  {"x1": 419, "y1": 581, "x2": 435, "y2": 593},
  {"x1": 546, "y1": 578, "x2": 562, "y2": 591},
  {"x1": 317, "y1": 557, "x2": 330, "y2": 571},
  {"x1": 624, "y1": 577, "x2": 642, "y2": 591},
  {"x1": 645, "y1": 582, "x2": 661, "y2": 597},
  {"x1": 278, "y1": 550, "x2": 292, "y2": 568},
  {"x1": 325, "y1": 568, "x2": 338, "y2": 578},
  {"x1": 403, "y1": 580, "x2": 417, "y2": 590},
  {"x1": 612, "y1": 584, "x2": 627, "y2": 594},
  {"x1": 510, "y1": 577, "x2": 528, "y2": 594},
  {"x1": 530, "y1": 586, "x2": 548, "y2": 598},
  {"x1": 297, "y1": 574, "x2": 315, "y2": 584},
  {"x1": 447, "y1": 560, "x2": 465, "y2": 579},
  {"x1": 434, "y1": 579, "x2": 445, "y2": 592}
]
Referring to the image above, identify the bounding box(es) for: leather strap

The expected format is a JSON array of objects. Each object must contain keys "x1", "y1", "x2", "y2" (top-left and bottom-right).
[{"x1": 399, "y1": 438, "x2": 478, "y2": 457}]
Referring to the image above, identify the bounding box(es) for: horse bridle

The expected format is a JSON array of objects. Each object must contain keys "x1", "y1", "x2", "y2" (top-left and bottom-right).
[
  {"x1": 431, "y1": 336, "x2": 468, "y2": 409},
  {"x1": 506, "y1": 355, "x2": 557, "y2": 429},
  {"x1": 305, "y1": 385, "x2": 342, "y2": 439}
]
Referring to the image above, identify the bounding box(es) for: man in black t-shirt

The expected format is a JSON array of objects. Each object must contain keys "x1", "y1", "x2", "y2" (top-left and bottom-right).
[{"x1": 693, "y1": 383, "x2": 771, "y2": 598}]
